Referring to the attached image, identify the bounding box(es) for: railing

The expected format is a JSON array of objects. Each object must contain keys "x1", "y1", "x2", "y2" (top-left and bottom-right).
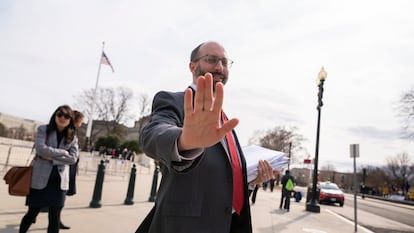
[
  {"x1": 0, "y1": 143, "x2": 34, "y2": 168},
  {"x1": 0, "y1": 143, "x2": 151, "y2": 176},
  {"x1": 78, "y1": 152, "x2": 151, "y2": 176}
]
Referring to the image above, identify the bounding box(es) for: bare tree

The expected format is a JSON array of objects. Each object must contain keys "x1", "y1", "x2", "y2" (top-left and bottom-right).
[
  {"x1": 75, "y1": 87, "x2": 134, "y2": 124},
  {"x1": 74, "y1": 86, "x2": 134, "y2": 137},
  {"x1": 16, "y1": 125, "x2": 27, "y2": 140},
  {"x1": 0, "y1": 122, "x2": 7, "y2": 137},
  {"x1": 248, "y1": 126, "x2": 307, "y2": 163},
  {"x1": 137, "y1": 94, "x2": 151, "y2": 118},
  {"x1": 386, "y1": 152, "x2": 413, "y2": 195},
  {"x1": 135, "y1": 94, "x2": 151, "y2": 139},
  {"x1": 6, "y1": 124, "x2": 28, "y2": 140},
  {"x1": 363, "y1": 167, "x2": 390, "y2": 195},
  {"x1": 321, "y1": 163, "x2": 336, "y2": 172},
  {"x1": 397, "y1": 88, "x2": 414, "y2": 139}
]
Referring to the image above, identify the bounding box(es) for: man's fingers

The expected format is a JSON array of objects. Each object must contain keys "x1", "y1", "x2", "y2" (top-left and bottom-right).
[
  {"x1": 184, "y1": 88, "x2": 194, "y2": 114},
  {"x1": 258, "y1": 160, "x2": 274, "y2": 181},
  {"x1": 220, "y1": 118, "x2": 239, "y2": 136},
  {"x1": 193, "y1": 73, "x2": 215, "y2": 112},
  {"x1": 213, "y1": 81, "x2": 224, "y2": 113},
  {"x1": 261, "y1": 160, "x2": 273, "y2": 179},
  {"x1": 194, "y1": 76, "x2": 206, "y2": 112},
  {"x1": 203, "y1": 73, "x2": 213, "y2": 111}
]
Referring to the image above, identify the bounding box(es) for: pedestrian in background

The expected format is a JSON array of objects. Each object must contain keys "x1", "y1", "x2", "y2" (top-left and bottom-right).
[
  {"x1": 19, "y1": 105, "x2": 79, "y2": 233},
  {"x1": 251, "y1": 184, "x2": 260, "y2": 205},
  {"x1": 59, "y1": 110, "x2": 84, "y2": 229},
  {"x1": 269, "y1": 170, "x2": 280, "y2": 192},
  {"x1": 279, "y1": 170, "x2": 295, "y2": 212},
  {"x1": 28, "y1": 110, "x2": 84, "y2": 230},
  {"x1": 66, "y1": 110, "x2": 84, "y2": 197}
]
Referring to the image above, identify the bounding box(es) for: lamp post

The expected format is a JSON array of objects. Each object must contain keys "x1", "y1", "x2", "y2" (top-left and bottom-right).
[
  {"x1": 306, "y1": 67, "x2": 327, "y2": 213},
  {"x1": 287, "y1": 142, "x2": 292, "y2": 171}
]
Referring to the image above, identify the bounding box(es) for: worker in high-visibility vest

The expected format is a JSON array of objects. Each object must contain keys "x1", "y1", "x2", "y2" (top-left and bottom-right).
[{"x1": 383, "y1": 186, "x2": 389, "y2": 197}]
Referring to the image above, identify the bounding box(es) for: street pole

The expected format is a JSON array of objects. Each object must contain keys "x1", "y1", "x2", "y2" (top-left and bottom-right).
[
  {"x1": 306, "y1": 67, "x2": 327, "y2": 213},
  {"x1": 287, "y1": 142, "x2": 292, "y2": 171},
  {"x1": 85, "y1": 42, "x2": 105, "y2": 151},
  {"x1": 353, "y1": 150, "x2": 358, "y2": 232},
  {"x1": 350, "y1": 143, "x2": 360, "y2": 232}
]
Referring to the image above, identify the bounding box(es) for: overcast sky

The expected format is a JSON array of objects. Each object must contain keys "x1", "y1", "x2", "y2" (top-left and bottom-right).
[{"x1": 1, "y1": 0, "x2": 413, "y2": 172}]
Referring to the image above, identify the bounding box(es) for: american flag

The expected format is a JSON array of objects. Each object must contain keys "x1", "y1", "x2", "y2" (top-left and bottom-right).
[{"x1": 100, "y1": 52, "x2": 115, "y2": 72}]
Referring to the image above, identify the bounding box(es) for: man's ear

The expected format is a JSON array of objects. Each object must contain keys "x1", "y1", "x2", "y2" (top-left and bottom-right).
[{"x1": 189, "y1": 62, "x2": 196, "y2": 73}]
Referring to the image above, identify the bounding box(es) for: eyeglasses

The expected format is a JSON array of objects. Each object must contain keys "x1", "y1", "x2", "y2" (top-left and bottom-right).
[
  {"x1": 194, "y1": 54, "x2": 234, "y2": 68},
  {"x1": 56, "y1": 111, "x2": 71, "y2": 120}
]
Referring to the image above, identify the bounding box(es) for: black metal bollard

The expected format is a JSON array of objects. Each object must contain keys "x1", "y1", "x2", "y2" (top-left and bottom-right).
[
  {"x1": 124, "y1": 164, "x2": 137, "y2": 205},
  {"x1": 89, "y1": 160, "x2": 106, "y2": 208},
  {"x1": 148, "y1": 161, "x2": 159, "y2": 202}
]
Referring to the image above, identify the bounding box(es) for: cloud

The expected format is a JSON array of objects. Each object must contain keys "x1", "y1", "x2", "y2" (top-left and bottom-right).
[{"x1": 347, "y1": 126, "x2": 405, "y2": 142}]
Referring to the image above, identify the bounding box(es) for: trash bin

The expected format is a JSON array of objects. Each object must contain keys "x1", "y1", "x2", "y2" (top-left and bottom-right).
[{"x1": 306, "y1": 185, "x2": 320, "y2": 203}]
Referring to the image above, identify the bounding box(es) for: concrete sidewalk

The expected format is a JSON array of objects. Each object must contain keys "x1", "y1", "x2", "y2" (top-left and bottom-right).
[{"x1": 0, "y1": 165, "x2": 370, "y2": 233}]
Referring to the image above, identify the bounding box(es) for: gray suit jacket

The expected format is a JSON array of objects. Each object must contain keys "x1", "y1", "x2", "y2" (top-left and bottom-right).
[
  {"x1": 31, "y1": 125, "x2": 79, "y2": 190},
  {"x1": 138, "y1": 90, "x2": 252, "y2": 233}
]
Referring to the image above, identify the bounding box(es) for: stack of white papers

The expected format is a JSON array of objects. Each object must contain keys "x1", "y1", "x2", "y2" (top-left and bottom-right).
[{"x1": 242, "y1": 144, "x2": 289, "y2": 182}]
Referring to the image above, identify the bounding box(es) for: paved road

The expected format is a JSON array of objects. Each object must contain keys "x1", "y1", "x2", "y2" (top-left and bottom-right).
[{"x1": 327, "y1": 193, "x2": 414, "y2": 233}]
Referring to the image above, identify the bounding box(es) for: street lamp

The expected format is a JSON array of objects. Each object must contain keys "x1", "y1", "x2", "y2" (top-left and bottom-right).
[
  {"x1": 287, "y1": 142, "x2": 292, "y2": 171},
  {"x1": 306, "y1": 67, "x2": 327, "y2": 213}
]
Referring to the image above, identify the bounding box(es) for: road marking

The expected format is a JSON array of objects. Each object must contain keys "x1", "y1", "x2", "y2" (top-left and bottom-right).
[
  {"x1": 325, "y1": 209, "x2": 375, "y2": 233},
  {"x1": 302, "y1": 228, "x2": 326, "y2": 233}
]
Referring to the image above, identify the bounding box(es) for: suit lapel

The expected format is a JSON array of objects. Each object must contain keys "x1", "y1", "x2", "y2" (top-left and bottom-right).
[{"x1": 220, "y1": 137, "x2": 231, "y2": 162}]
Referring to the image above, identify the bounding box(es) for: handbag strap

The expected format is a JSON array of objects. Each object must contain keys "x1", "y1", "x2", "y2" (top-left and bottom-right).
[
  {"x1": 25, "y1": 145, "x2": 36, "y2": 166},
  {"x1": 27, "y1": 129, "x2": 50, "y2": 166}
]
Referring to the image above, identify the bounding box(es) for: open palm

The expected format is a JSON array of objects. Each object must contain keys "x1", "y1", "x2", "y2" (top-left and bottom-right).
[{"x1": 178, "y1": 73, "x2": 239, "y2": 151}]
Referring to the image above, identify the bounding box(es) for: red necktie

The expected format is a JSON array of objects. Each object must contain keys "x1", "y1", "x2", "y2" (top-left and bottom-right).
[{"x1": 222, "y1": 112, "x2": 244, "y2": 215}]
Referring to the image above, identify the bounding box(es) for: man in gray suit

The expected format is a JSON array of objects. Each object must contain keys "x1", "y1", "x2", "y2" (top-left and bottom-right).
[{"x1": 137, "y1": 41, "x2": 273, "y2": 233}]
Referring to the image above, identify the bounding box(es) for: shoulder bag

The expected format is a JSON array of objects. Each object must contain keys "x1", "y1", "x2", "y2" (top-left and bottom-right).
[
  {"x1": 3, "y1": 144, "x2": 35, "y2": 196},
  {"x1": 3, "y1": 165, "x2": 32, "y2": 196}
]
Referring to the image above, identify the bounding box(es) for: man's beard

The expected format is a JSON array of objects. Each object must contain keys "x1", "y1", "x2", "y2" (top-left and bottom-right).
[{"x1": 195, "y1": 65, "x2": 228, "y2": 92}]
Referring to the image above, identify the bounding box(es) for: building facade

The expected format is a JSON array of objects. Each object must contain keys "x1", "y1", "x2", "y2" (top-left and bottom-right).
[{"x1": 0, "y1": 112, "x2": 43, "y2": 141}]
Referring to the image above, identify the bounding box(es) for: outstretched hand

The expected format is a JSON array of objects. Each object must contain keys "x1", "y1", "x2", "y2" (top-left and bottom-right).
[{"x1": 178, "y1": 73, "x2": 239, "y2": 151}]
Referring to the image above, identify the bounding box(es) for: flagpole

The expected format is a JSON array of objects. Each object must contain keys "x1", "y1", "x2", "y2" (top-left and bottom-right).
[{"x1": 85, "y1": 41, "x2": 105, "y2": 151}]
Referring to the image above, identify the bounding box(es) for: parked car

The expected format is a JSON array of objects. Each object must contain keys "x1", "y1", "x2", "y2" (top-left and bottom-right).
[{"x1": 319, "y1": 182, "x2": 345, "y2": 207}]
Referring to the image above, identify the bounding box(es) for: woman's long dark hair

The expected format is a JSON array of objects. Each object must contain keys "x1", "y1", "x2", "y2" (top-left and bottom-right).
[{"x1": 46, "y1": 105, "x2": 75, "y2": 144}]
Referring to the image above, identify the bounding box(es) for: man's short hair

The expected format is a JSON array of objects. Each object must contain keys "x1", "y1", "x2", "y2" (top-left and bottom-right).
[{"x1": 190, "y1": 42, "x2": 205, "y2": 62}]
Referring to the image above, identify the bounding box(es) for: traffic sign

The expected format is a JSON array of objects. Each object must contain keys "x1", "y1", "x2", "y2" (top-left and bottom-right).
[{"x1": 350, "y1": 144, "x2": 360, "y2": 158}]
